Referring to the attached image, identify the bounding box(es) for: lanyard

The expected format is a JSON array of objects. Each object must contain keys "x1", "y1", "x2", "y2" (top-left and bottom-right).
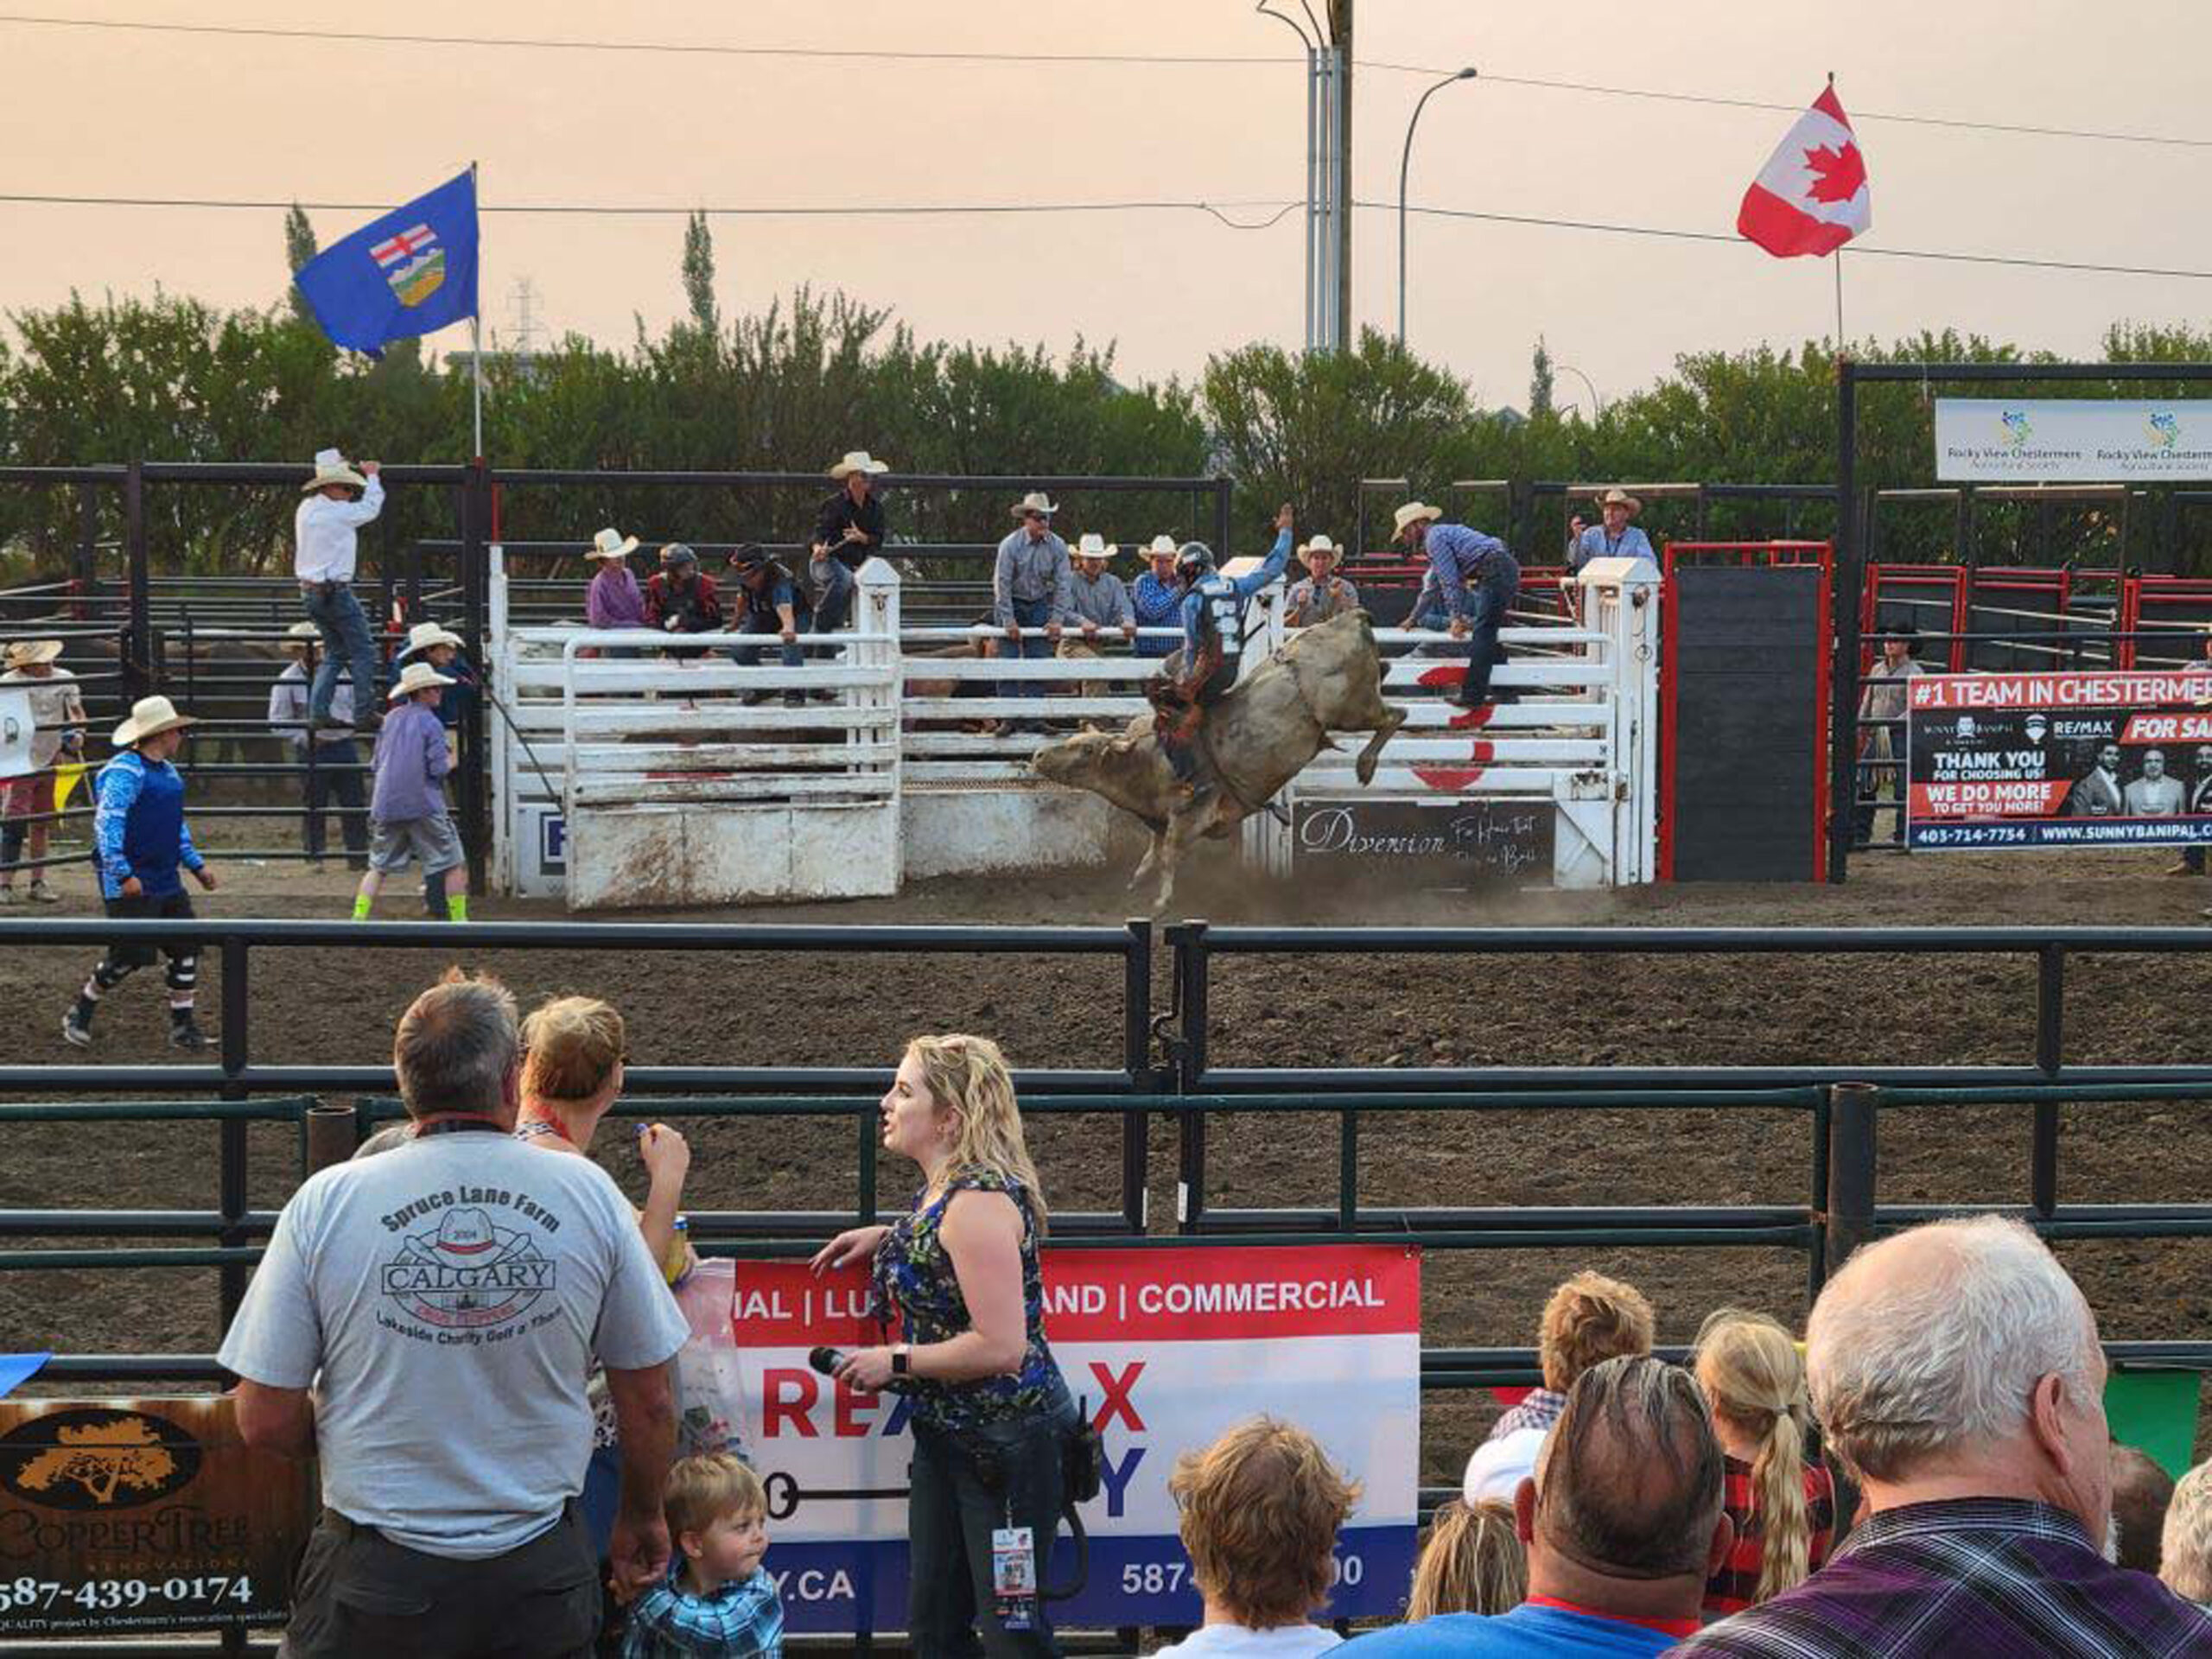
[{"x1": 412, "y1": 1114, "x2": 509, "y2": 1138}]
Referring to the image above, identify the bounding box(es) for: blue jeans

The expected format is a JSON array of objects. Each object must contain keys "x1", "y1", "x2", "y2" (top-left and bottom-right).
[
  {"x1": 907, "y1": 1381, "x2": 1077, "y2": 1658},
  {"x1": 1000, "y1": 597, "x2": 1055, "y2": 700},
  {"x1": 809, "y1": 558, "x2": 855, "y2": 662},
  {"x1": 730, "y1": 613, "x2": 804, "y2": 670},
  {"x1": 302, "y1": 583, "x2": 379, "y2": 721},
  {"x1": 299, "y1": 739, "x2": 367, "y2": 862},
  {"x1": 1418, "y1": 578, "x2": 1516, "y2": 706}
]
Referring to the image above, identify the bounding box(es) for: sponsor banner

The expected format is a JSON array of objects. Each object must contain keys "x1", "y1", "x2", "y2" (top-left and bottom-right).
[
  {"x1": 1935, "y1": 398, "x2": 2212, "y2": 481},
  {"x1": 0, "y1": 1396, "x2": 315, "y2": 1637},
  {"x1": 1905, "y1": 671, "x2": 2212, "y2": 849},
  {"x1": 727, "y1": 1244, "x2": 1421, "y2": 1632},
  {"x1": 1294, "y1": 800, "x2": 1552, "y2": 883}
]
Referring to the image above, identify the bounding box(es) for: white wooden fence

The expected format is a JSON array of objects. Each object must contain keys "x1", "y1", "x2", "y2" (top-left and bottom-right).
[{"x1": 486, "y1": 550, "x2": 1659, "y2": 906}]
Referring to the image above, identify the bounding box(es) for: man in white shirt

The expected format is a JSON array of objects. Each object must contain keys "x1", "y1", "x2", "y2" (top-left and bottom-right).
[
  {"x1": 2124, "y1": 748, "x2": 2184, "y2": 817},
  {"x1": 296, "y1": 448, "x2": 385, "y2": 732},
  {"x1": 220, "y1": 975, "x2": 690, "y2": 1657},
  {"x1": 268, "y1": 622, "x2": 367, "y2": 869}
]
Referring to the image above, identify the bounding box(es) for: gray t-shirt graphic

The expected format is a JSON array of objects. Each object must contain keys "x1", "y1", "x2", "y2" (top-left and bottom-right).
[{"x1": 219, "y1": 1129, "x2": 690, "y2": 1557}]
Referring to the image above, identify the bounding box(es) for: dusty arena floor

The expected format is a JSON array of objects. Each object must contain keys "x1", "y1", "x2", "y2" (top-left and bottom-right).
[{"x1": 3, "y1": 841, "x2": 2210, "y2": 1486}]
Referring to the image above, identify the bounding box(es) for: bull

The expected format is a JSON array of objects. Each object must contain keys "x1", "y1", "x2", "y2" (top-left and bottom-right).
[{"x1": 1029, "y1": 608, "x2": 1407, "y2": 912}]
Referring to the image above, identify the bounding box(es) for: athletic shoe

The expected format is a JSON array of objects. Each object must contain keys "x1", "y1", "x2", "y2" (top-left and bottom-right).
[
  {"x1": 24, "y1": 885, "x2": 58, "y2": 905},
  {"x1": 2164, "y1": 859, "x2": 2202, "y2": 877},
  {"x1": 168, "y1": 1015, "x2": 211, "y2": 1052},
  {"x1": 61, "y1": 1001, "x2": 94, "y2": 1048}
]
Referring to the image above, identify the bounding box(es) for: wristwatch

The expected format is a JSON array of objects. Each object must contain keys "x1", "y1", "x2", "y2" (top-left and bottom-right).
[{"x1": 892, "y1": 1344, "x2": 912, "y2": 1376}]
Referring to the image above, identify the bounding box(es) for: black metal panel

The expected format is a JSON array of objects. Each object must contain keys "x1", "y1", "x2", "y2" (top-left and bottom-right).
[{"x1": 1670, "y1": 565, "x2": 1825, "y2": 881}]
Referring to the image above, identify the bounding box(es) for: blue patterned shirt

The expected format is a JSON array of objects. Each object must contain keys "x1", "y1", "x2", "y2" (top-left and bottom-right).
[
  {"x1": 93, "y1": 750, "x2": 202, "y2": 899},
  {"x1": 1423, "y1": 523, "x2": 1516, "y2": 620},
  {"x1": 1131, "y1": 571, "x2": 1185, "y2": 657},
  {"x1": 620, "y1": 1560, "x2": 784, "y2": 1658}
]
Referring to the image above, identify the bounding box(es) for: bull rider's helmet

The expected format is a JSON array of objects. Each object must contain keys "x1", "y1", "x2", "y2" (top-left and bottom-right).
[{"x1": 1175, "y1": 541, "x2": 1217, "y2": 581}]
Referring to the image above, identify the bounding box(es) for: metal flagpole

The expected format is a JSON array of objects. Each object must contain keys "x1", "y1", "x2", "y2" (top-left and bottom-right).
[
  {"x1": 1834, "y1": 248, "x2": 1846, "y2": 351},
  {"x1": 470, "y1": 161, "x2": 485, "y2": 461}
]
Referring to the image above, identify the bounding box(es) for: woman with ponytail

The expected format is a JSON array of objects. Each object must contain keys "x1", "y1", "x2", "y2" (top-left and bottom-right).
[
  {"x1": 1692, "y1": 1309, "x2": 1836, "y2": 1618},
  {"x1": 810, "y1": 1034, "x2": 1076, "y2": 1656}
]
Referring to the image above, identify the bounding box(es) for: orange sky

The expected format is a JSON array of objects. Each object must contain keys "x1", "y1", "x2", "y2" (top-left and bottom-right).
[{"x1": 3, "y1": 2, "x2": 2207, "y2": 420}]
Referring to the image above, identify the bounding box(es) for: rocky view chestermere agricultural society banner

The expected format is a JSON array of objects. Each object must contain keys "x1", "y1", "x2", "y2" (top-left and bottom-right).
[
  {"x1": 1905, "y1": 671, "x2": 2212, "y2": 849},
  {"x1": 710, "y1": 1245, "x2": 1421, "y2": 1634},
  {"x1": 1935, "y1": 399, "x2": 2212, "y2": 481}
]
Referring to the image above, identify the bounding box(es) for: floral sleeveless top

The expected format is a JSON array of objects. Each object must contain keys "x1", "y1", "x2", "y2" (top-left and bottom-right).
[{"x1": 869, "y1": 1169, "x2": 1062, "y2": 1429}]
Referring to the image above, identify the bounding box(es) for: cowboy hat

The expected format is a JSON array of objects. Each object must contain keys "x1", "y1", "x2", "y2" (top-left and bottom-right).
[
  {"x1": 396, "y1": 620, "x2": 465, "y2": 661},
  {"x1": 829, "y1": 449, "x2": 891, "y2": 480},
  {"x1": 1298, "y1": 534, "x2": 1341, "y2": 559},
  {"x1": 111, "y1": 695, "x2": 197, "y2": 747},
  {"x1": 302, "y1": 448, "x2": 367, "y2": 494},
  {"x1": 1595, "y1": 486, "x2": 1642, "y2": 514},
  {"x1": 728, "y1": 543, "x2": 771, "y2": 572},
  {"x1": 1073, "y1": 533, "x2": 1117, "y2": 561},
  {"x1": 587, "y1": 527, "x2": 640, "y2": 561},
  {"x1": 1009, "y1": 492, "x2": 1060, "y2": 518},
  {"x1": 1143, "y1": 534, "x2": 1180, "y2": 560},
  {"x1": 387, "y1": 660, "x2": 457, "y2": 702},
  {"x1": 1392, "y1": 502, "x2": 1444, "y2": 539},
  {"x1": 281, "y1": 620, "x2": 321, "y2": 652},
  {"x1": 3, "y1": 639, "x2": 64, "y2": 669}
]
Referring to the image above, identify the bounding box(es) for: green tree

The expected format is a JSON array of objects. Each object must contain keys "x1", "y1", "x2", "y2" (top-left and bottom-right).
[
  {"x1": 681, "y1": 211, "x2": 718, "y2": 336},
  {"x1": 1529, "y1": 336, "x2": 1554, "y2": 420},
  {"x1": 282, "y1": 204, "x2": 319, "y2": 328}
]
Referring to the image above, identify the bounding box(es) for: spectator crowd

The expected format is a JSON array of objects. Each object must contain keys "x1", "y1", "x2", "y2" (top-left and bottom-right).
[{"x1": 202, "y1": 966, "x2": 2212, "y2": 1658}]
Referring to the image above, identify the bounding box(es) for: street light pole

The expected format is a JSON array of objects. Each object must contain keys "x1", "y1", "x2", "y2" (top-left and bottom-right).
[
  {"x1": 1397, "y1": 67, "x2": 1476, "y2": 347},
  {"x1": 1556, "y1": 362, "x2": 1604, "y2": 419}
]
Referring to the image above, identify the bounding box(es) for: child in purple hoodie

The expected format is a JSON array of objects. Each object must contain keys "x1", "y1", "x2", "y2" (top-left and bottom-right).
[{"x1": 353, "y1": 662, "x2": 466, "y2": 921}]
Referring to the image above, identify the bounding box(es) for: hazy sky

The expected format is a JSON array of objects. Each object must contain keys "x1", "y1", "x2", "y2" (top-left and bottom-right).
[{"x1": 4, "y1": 2, "x2": 2209, "y2": 421}]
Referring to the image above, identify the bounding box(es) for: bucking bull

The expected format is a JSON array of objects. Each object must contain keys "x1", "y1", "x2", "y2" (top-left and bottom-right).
[{"x1": 1030, "y1": 608, "x2": 1406, "y2": 912}]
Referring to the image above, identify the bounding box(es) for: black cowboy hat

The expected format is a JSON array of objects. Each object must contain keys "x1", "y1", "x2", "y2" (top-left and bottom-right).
[{"x1": 728, "y1": 543, "x2": 770, "y2": 572}]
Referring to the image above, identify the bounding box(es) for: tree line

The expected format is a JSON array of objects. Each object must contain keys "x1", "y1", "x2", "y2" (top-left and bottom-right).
[{"x1": 4, "y1": 208, "x2": 2211, "y2": 576}]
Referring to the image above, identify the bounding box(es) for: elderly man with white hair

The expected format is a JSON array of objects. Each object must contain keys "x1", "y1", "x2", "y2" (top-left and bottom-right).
[{"x1": 1676, "y1": 1214, "x2": 2212, "y2": 1656}]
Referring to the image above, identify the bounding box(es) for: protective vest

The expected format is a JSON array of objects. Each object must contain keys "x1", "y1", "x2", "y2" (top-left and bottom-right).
[{"x1": 1196, "y1": 575, "x2": 1244, "y2": 658}]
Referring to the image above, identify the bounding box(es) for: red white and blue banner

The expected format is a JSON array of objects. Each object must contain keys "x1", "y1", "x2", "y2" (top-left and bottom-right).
[
  {"x1": 704, "y1": 1245, "x2": 1421, "y2": 1634},
  {"x1": 1905, "y1": 670, "x2": 2212, "y2": 849}
]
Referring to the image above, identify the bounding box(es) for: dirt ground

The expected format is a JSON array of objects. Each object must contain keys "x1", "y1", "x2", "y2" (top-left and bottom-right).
[{"x1": 3, "y1": 840, "x2": 2211, "y2": 1490}]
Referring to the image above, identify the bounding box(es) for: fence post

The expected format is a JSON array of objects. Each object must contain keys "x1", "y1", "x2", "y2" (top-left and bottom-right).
[
  {"x1": 1211, "y1": 476, "x2": 1233, "y2": 563},
  {"x1": 305, "y1": 1102, "x2": 356, "y2": 1175},
  {"x1": 217, "y1": 936, "x2": 251, "y2": 1326},
  {"x1": 2032, "y1": 944, "x2": 2065, "y2": 1217},
  {"x1": 1169, "y1": 919, "x2": 1209, "y2": 1236},
  {"x1": 458, "y1": 461, "x2": 493, "y2": 897},
  {"x1": 1825, "y1": 1082, "x2": 1878, "y2": 1275},
  {"x1": 124, "y1": 459, "x2": 150, "y2": 702},
  {"x1": 1122, "y1": 918, "x2": 1154, "y2": 1234},
  {"x1": 1827, "y1": 362, "x2": 1860, "y2": 885}
]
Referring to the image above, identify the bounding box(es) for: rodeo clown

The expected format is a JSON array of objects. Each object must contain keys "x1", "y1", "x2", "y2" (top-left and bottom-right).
[
  {"x1": 1149, "y1": 502, "x2": 1295, "y2": 806},
  {"x1": 62, "y1": 696, "x2": 219, "y2": 1051}
]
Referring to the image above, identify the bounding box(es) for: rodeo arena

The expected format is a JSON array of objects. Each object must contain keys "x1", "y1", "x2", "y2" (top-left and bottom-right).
[{"x1": 12, "y1": 107, "x2": 2212, "y2": 1659}]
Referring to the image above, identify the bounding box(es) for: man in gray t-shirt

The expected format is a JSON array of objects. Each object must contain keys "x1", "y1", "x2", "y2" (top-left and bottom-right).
[{"x1": 220, "y1": 976, "x2": 690, "y2": 1659}]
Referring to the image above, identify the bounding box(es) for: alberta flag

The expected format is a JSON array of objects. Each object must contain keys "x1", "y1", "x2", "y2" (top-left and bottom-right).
[{"x1": 293, "y1": 170, "x2": 480, "y2": 356}]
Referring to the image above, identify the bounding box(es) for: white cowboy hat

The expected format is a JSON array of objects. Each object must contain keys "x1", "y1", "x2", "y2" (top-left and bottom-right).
[
  {"x1": 1143, "y1": 534, "x2": 1179, "y2": 559},
  {"x1": 1073, "y1": 533, "x2": 1117, "y2": 561},
  {"x1": 111, "y1": 695, "x2": 197, "y2": 747},
  {"x1": 3, "y1": 639, "x2": 64, "y2": 669},
  {"x1": 1009, "y1": 492, "x2": 1060, "y2": 518},
  {"x1": 1393, "y1": 501, "x2": 1444, "y2": 539},
  {"x1": 829, "y1": 449, "x2": 891, "y2": 479},
  {"x1": 388, "y1": 660, "x2": 457, "y2": 702},
  {"x1": 1298, "y1": 534, "x2": 1341, "y2": 559},
  {"x1": 586, "y1": 527, "x2": 639, "y2": 562},
  {"x1": 1596, "y1": 486, "x2": 1643, "y2": 515},
  {"x1": 396, "y1": 620, "x2": 465, "y2": 660},
  {"x1": 281, "y1": 620, "x2": 321, "y2": 652},
  {"x1": 302, "y1": 448, "x2": 367, "y2": 493}
]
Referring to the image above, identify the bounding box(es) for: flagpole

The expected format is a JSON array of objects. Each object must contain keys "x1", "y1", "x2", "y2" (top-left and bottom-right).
[
  {"x1": 1834, "y1": 249, "x2": 1846, "y2": 351},
  {"x1": 469, "y1": 160, "x2": 485, "y2": 462}
]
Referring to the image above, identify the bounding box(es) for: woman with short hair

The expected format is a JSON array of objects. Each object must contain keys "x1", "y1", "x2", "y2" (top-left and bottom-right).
[{"x1": 810, "y1": 1033, "x2": 1074, "y2": 1656}]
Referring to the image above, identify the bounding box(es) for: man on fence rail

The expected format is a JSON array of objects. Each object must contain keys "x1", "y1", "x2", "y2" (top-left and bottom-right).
[
  {"x1": 995, "y1": 492, "x2": 1074, "y2": 729},
  {"x1": 1395, "y1": 500, "x2": 1520, "y2": 711},
  {"x1": 295, "y1": 448, "x2": 385, "y2": 733},
  {"x1": 810, "y1": 448, "x2": 889, "y2": 642},
  {"x1": 62, "y1": 695, "x2": 216, "y2": 1051},
  {"x1": 220, "y1": 973, "x2": 690, "y2": 1659}
]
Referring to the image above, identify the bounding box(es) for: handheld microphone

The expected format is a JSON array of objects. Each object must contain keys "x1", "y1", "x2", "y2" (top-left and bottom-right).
[{"x1": 808, "y1": 1346, "x2": 844, "y2": 1376}]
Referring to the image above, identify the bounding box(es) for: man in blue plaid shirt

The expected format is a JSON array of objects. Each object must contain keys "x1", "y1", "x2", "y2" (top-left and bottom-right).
[{"x1": 622, "y1": 1453, "x2": 782, "y2": 1657}]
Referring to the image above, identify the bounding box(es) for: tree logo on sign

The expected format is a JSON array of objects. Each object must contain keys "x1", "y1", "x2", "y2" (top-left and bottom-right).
[{"x1": 0, "y1": 1410, "x2": 201, "y2": 1510}]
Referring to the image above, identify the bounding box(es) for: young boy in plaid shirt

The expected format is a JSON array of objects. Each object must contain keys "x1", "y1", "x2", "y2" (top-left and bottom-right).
[{"x1": 622, "y1": 1453, "x2": 781, "y2": 1657}]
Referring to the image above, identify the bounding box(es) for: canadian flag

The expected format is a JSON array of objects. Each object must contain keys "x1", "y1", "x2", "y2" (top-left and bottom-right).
[{"x1": 1738, "y1": 83, "x2": 1872, "y2": 257}]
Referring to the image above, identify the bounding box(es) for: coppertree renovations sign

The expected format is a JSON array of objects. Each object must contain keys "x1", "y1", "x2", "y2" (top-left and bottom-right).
[
  {"x1": 1293, "y1": 800, "x2": 1552, "y2": 883},
  {"x1": 0, "y1": 1396, "x2": 313, "y2": 1637},
  {"x1": 1904, "y1": 670, "x2": 2212, "y2": 849},
  {"x1": 1935, "y1": 398, "x2": 2212, "y2": 481}
]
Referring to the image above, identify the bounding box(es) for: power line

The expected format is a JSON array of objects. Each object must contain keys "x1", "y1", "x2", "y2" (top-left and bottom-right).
[
  {"x1": 1360, "y1": 60, "x2": 2212, "y2": 152},
  {"x1": 0, "y1": 11, "x2": 1287, "y2": 66},
  {"x1": 0, "y1": 189, "x2": 1305, "y2": 228},
  {"x1": 6, "y1": 12, "x2": 2209, "y2": 153}
]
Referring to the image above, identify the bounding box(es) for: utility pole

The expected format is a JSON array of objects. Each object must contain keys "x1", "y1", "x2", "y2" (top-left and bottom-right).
[{"x1": 1329, "y1": 0, "x2": 1353, "y2": 352}]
